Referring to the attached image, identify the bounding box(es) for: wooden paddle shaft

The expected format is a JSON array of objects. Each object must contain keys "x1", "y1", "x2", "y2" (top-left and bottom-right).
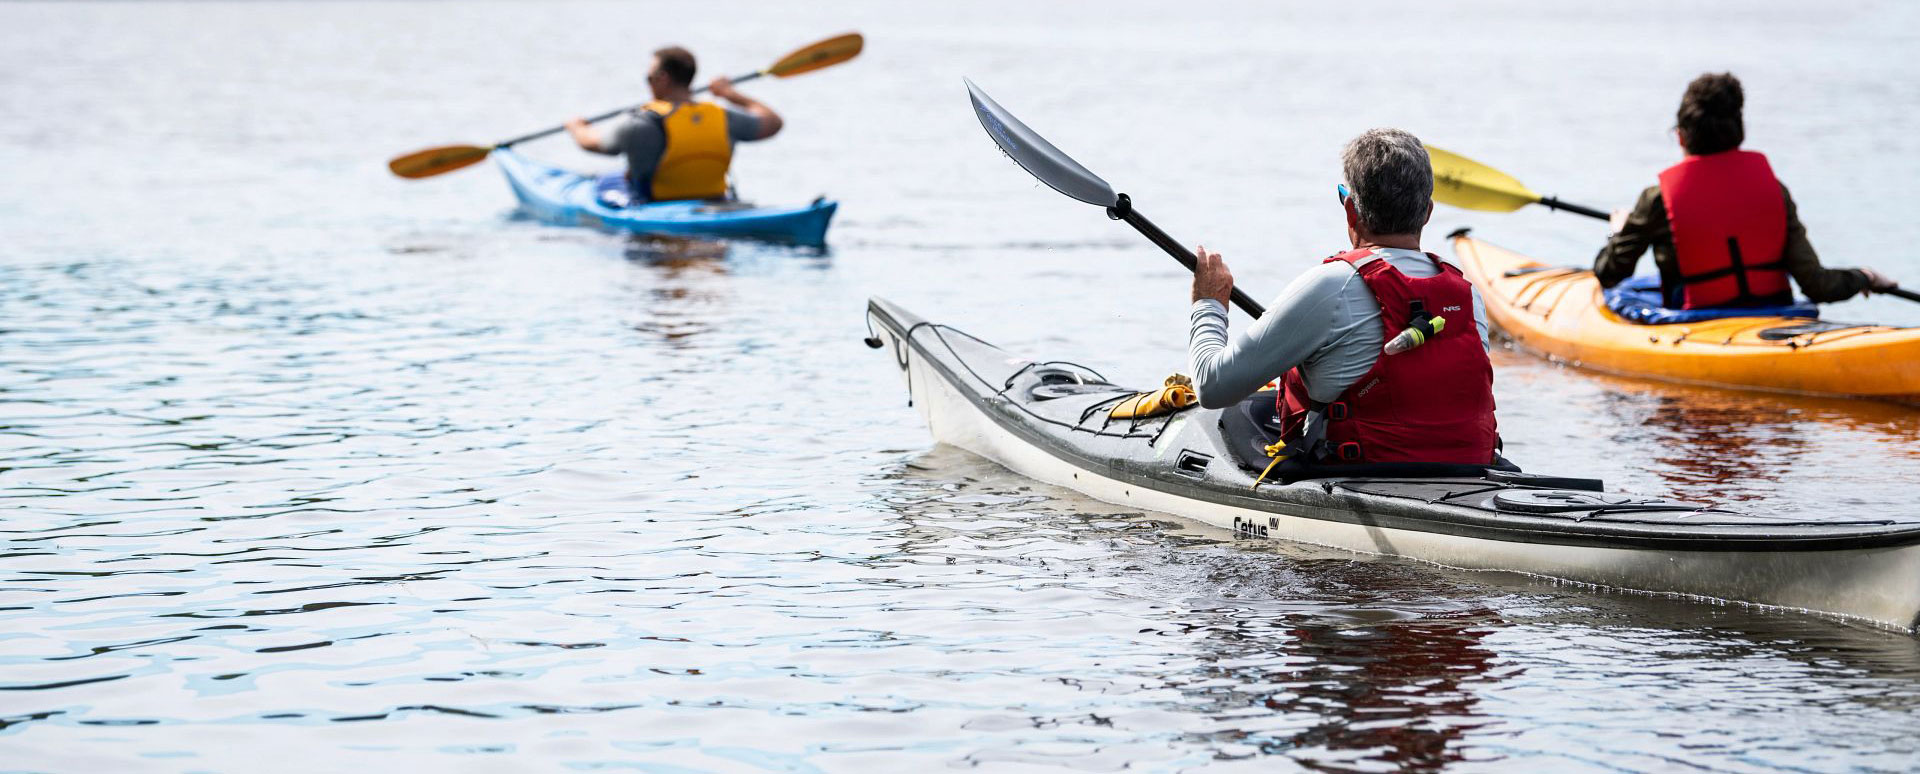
[
  {"x1": 495, "y1": 71, "x2": 765, "y2": 149},
  {"x1": 1107, "y1": 195, "x2": 1267, "y2": 319}
]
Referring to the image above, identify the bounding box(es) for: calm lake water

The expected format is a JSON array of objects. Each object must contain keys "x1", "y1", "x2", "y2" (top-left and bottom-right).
[{"x1": 4, "y1": 1, "x2": 1920, "y2": 771}]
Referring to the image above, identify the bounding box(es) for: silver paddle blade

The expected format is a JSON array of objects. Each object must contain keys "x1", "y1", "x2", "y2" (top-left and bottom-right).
[{"x1": 964, "y1": 77, "x2": 1118, "y2": 208}]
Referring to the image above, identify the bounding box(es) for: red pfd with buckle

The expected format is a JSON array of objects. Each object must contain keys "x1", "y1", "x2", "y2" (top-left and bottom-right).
[
  {"x1": 1657, "y1": 150, "x2": 1791, "y2": 309},
  {"x1": 1275, "y1": 249, "x2": 1498, "y2": 465}
]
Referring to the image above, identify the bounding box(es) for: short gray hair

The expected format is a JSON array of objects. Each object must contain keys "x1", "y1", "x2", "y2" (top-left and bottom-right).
[{"x1": 1341, "y1": 128, "x2": 1433, "y2": 236}]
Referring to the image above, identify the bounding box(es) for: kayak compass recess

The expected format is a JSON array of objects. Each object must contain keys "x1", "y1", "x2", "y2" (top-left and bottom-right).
[{"x1": 962, "y1": 78, "x2": 1267, "y2": 319}]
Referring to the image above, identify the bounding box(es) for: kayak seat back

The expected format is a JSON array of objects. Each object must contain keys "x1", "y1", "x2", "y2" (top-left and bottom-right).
[
  {"x1": 595, "y1": 172, "x2": 748, "y2": 211},
  {"x1": 1220, "y1": 391, "x2": 1519, "y2": 483},
  {"x1": 1604, "y1": 276, "x2": 1817, "y2": 325},
  {"x1": 595, "y1": 172, "x2": 637, "y2": 209}
]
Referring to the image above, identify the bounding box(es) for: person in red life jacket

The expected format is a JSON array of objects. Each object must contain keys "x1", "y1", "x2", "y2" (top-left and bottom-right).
[
  {"x1": 1188, "y1": 129, "x2": 1499, "y2": 467},
  {"x1": 563, "y1": 46, "x2": 783, "y2": 203},
  {"x1": 1594, "y1": 73, "x2": 1897, "y2": 309}
]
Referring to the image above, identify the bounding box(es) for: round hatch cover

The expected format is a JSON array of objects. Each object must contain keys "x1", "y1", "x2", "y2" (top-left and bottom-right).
[{"x1": 1493, "y1": 490, "x2": 1687, "y2": 514}]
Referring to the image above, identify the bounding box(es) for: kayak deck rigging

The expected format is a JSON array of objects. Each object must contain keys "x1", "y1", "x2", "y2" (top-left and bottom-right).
[{"x1": 896, "y1": 321, "x2": 1171, "y2": 442}]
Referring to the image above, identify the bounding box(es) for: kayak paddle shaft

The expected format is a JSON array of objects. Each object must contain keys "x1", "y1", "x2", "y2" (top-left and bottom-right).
[
  {"x1": 493, "y1": 71, "x2": 765, "y2": 149},
  {"x1": 1537, "y1": 196, "x2": 1609, "y2": 221},
  {"x1": 1107, "y1": 194, "x2": 1266, "y2": 319}
]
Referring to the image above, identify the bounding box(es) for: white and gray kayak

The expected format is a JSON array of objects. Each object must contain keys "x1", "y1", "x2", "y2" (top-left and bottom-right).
[{"x1": 864, "y1": 297, "x2": 1920, "y2": 629}]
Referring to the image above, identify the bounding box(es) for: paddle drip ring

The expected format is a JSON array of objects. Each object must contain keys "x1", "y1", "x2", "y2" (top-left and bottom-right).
[{"x1": 1106, "y1": 193, "x2": 1132, "y2": 221}]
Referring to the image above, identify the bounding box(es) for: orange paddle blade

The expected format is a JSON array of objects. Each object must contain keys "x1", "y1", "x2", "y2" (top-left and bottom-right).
[
  {"x1": 765, "y1": 32, "x2": 863, "y2": 78},
  {"x1": 388, "y1": 144, "x2": 493, "y2": 179}
]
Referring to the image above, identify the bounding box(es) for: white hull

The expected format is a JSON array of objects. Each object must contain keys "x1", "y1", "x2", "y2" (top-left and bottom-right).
[{"x1": 884, "y1": 329, "x2": 1920, "y2": 630}]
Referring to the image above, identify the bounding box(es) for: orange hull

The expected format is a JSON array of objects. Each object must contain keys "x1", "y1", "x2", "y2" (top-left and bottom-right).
[{"x1": 1451, "y1": 235, "x2": 1920, "y2": 403}]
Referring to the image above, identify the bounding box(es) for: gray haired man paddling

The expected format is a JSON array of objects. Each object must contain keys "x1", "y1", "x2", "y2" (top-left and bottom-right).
[{"x1": 1187, "y1": 129, "x2": 1500, "y2": 467}]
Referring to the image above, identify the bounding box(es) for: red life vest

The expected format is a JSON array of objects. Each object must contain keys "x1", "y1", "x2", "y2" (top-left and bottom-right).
[
  {"x1": 1656, "y1": 150, "x2": 1791, "y2": 309},
  {"x1": 1275, "y1": 249, "x2": 1498, "y2": 465}
]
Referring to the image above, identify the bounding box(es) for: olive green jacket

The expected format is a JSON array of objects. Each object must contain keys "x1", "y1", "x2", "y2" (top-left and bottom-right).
[{"x1": 1593, "y1": 184, "x2": 1869, "y2": 306}]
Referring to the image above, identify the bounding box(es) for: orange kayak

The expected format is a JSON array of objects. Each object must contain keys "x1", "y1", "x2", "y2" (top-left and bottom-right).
[{"x1": 1450, "y1": 234, "x2": 1920, "y2": 404}]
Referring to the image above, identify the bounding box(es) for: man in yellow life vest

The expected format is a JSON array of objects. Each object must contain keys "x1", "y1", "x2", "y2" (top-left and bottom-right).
[{"x1": 563, "y1": 46, "x2": 784, "y2": 202}]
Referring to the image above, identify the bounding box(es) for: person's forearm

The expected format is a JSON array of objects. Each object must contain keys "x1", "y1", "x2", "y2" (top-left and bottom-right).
[
  {"x1": 727, "y1": 96, "x2": 783, "y2": 138},
  {"x1": 1786, "y1": 243, "x2": 1868, "y2": 303},
  {"x1": 1187, "y1": 300, "x2": 1268, "y2": 410},
  {"x1": 1593, "y1": 224, "x2": 1648, "y2": 287},
  {"x1": 1187, "y1": 288, "x2": 1332, "y2": 410},
  {"x1": 569, "y1": 124, "x2": 608, "y2": 153},
  {"x1": 1593, "y1": 187, "x2": 1662, "y2": 288},
  {"x1": 1592, "y1": 237, "x2": 1643, "y2": 288},
  {"x1": 1780, "y1": 187, "x2": 1868, "y2": 303}
]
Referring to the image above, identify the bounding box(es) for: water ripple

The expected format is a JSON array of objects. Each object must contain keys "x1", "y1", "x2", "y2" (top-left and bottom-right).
[{"x1": 6, "y1": 2, "x2": 1920, "y2": 772}]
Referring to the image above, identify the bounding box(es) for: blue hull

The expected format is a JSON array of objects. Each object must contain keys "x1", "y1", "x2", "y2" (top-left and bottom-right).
[{"x1": 494, "y1": 149, "x2": 837, "y2": 246}]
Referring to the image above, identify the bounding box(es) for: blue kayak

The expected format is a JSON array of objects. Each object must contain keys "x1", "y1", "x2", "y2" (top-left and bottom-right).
[{"x1": 493, "y1": 149, "x2": 837, "y2": 246}]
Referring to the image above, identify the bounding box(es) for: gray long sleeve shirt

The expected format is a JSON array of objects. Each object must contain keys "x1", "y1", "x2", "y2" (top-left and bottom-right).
[{"x1": 1186, "y1": 247, "x2": 1490, "y2": 411}]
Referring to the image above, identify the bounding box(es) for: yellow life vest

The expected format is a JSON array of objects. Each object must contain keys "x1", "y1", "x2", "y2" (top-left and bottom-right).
[{"x1": 642, "y1": 100, "x2": 732, "y2": 201}]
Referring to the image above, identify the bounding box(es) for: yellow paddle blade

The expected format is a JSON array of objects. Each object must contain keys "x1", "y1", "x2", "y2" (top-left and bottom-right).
[
  {"x1": 1426, "y1": 145, "x2": 1543, "y2": 213},
  {"x1": 387, "y1": 144, "x2": 492, "y2": 179},
  {"x1": 765, "y1": 32, "x2": 863, "y2": 78}
]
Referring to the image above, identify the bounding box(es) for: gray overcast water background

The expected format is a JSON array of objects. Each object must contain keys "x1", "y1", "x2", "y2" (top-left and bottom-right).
[{"x1": 4, "y1": 1, "x2": 1920, "y2": 772}]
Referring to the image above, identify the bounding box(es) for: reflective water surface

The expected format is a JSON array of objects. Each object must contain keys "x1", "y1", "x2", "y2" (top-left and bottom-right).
[{"x1": 4, "y1": 1, "x2": 1920, "y2": 771}]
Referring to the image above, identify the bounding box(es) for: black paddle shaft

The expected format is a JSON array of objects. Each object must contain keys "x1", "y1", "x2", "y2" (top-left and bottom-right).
[
  {"x1": 1107, "y1": 194, "x2": 1267, "y2": 319},
  {"x1": 494, "y1": 72, "x2": 766, "y2": 149},
  {"x1": 1539, "y1": 196, "x2": 1609, "y2": 221}
]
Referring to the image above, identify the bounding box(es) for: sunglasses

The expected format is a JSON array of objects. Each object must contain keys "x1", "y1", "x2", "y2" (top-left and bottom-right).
[{"x1": 1336, "y1": 183, "x2": 1351, "y2": 205}]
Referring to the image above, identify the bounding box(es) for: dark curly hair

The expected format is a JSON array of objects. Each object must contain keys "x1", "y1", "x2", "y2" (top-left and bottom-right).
[{"x1": 1676, "y1": 73, "x2": 1744, "y2": 156}]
